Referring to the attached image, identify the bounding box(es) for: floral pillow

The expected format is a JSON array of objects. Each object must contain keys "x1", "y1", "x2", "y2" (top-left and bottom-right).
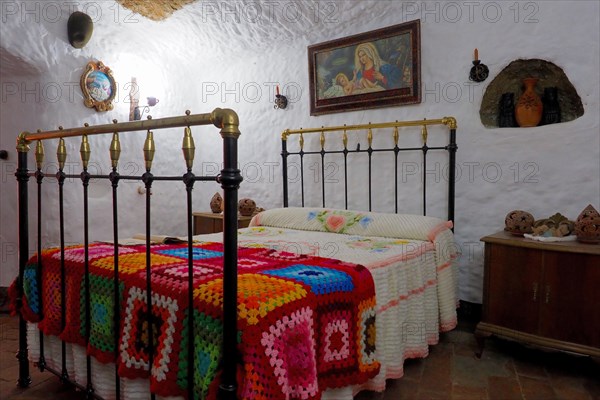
[{"x1": 250, "y1": 207, "x2": 452, "y2": 242}]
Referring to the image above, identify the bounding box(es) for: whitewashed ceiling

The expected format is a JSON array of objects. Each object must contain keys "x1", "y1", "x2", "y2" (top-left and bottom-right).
[{"x1": 0, "y1": 0, "x2": 394, "y2": 76}]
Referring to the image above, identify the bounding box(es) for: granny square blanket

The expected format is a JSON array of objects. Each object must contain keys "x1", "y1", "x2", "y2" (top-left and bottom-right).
[{"x1": 13, "y1": 242, "x2": 379, "y2": 399}]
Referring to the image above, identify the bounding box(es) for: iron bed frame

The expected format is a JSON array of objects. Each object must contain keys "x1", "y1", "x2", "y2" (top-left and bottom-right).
[
  {"x1": 14, "y1": 108, "x2": 242, "y2": 400},
  {"x1": 281, "y1": 117, "x2": 457, "y2": 223},
  {"x1": 14, "y1": 112, "x2": 457, "y2": 400}
]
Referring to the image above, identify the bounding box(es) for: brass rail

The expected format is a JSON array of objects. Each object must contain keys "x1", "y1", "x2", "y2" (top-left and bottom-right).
[
  {"x1": 17, "y1": 108, "x2": 240, "y2": 152},
  {"x1": 281, "y1": 116, "x2": 457, "y2": 140}
]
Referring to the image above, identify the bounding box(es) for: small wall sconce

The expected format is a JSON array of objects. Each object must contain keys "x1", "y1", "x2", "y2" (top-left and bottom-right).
[
  {"x1": 134, "y1": 97, "x2": 159, "y2": 120},
  {"x1": 274, "y1": 85, "x2": 288, "y2": 110},
  {"x1": 469, "y1": 48, "x2": 489, "y2": 83}
]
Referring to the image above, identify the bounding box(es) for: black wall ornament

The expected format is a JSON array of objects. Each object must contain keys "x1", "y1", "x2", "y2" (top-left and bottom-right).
[
  {"x1": 469, "y1": 48, "x2": 489, "y2": 83},
  {"x1": 68, "y1": 11, "x2": 93, "y2": 48}
]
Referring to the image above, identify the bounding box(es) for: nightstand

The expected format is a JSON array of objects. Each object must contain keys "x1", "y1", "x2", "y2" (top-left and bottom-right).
[
  {"x1": 192, "y1": 212, "x2": 253, "y2": 234},
  {"x1": 475, "y1": 231, "x2": 600, "y2": 357}
]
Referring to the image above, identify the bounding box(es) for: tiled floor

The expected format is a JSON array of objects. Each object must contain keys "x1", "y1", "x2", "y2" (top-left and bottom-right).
[{"x1": 1, "y1": 313, "x2": 598, "y2": 399}]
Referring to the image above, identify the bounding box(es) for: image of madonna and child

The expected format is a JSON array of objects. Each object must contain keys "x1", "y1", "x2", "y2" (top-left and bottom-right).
[{"x1": 322, "y1": 42, "x2": 410, "y2": 99}]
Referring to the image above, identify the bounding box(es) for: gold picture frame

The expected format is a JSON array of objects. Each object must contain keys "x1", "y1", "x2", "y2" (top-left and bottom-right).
[
  {"x1": 308, "y1": 20, "x2": 421, "y2": 115},
  {"x1": 80, "y1": 61, "x2": 116, "y2": 112}
]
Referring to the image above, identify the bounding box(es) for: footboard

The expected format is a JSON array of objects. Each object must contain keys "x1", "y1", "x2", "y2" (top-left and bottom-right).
[{"x1": 14, "y1": 109, "x2": 242, "y2": 399}]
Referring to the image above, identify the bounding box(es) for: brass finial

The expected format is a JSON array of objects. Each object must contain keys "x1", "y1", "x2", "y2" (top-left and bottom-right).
[
  {"x1": 342, "y1": 127, "x2": 348, "y2": 149},
  {"x1": 182, "y1": 126, "x2": 195, "y2": 170},
  {"x1": 80, "y1": 135, "x2": 91, "y2": 169},
  {"x1": 57, "y1": 137, "x2": 67, "y2": 170},
  {"x1": 299, "y1": 133, "x2": 304, "y2": 150},
  {"x1": 367, "y1": 126, "x2": 373, "y2": 148},
  {"x1": 393, "y1": 126, "x2": 399, "y2": 146},
  {"x1": 109, "y1": 134, "x2": 121, "y2": 169},
  {"x1": 421, "y1": 120, "x2": 428, "y2": 144},
  {"x1": 110, "y1": 121, "x2": 121, "y2": 169},
  {"x1": 35, "y1": 140, "x2": 44, "y2": 170},
  {"x1": 143, "y1": 130, "x2": 155, "y2": 171},
  {"x1": 320, "y1": 129, "x2": 325, "y2": 150}
]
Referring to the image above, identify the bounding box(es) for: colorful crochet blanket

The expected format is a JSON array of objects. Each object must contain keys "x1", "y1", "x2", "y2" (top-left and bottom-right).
[{"x1": 13, "y1": 242, "x2": 379, "y2": 399}]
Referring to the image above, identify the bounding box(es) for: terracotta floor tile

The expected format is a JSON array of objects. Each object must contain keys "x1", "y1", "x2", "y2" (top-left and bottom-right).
[
  {"x1": 417, "y1": 389, "x2": 452, "y2": 400},
  {"x1": 582, "y1": 377, "x2": 600, "y2": 400},
  {"x1": 453, "y1": 352, "x2": 513, "y2": 388},
  {"x1": 452, "y1": 383, "x2": 488, "y2": 400},
  {"x1": 519, "y1": 375, "x2": 557, "y2": 400},
  {"x1": 420, "y1": 359, "x2": 453, "y2": 394},
  {"x1": 383, "y1": 378, "x2": 419, "y2": 400},
  {"x1": 550, "y1": 375, "x2": 593, "y2": 400},
  {"x1": 402, "y1": 358, "x2": 425, "y2": 382},
  {"x1": 513, "y1": 357, "x2": 549, "y2": 380},
  {"x1": 1, "y1": 314, "x2": 597, "y2": 400},
  {"x1": 487, "y1": 376, "x2": 523, "y2": 400}
]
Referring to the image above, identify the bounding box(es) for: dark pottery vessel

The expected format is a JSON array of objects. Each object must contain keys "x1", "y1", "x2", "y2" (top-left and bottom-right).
[
  {"x1": 67, "y1": 11, "x2": 93, "y2": 48},
  {"x1": 498, "y1": 92, "x2": 516, "y2": 128},
  {"x1": 541, "y1": 87, "x2": 561, "y2": 125}
]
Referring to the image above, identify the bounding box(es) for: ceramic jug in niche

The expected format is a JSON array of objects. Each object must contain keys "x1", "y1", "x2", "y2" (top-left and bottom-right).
[{"x1": 515, "y1": 78, "x2": 543, "y2": 127}]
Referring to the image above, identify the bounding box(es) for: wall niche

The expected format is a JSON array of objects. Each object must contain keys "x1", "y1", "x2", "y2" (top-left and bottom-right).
[{"x1": 480, "y1": 59, "x2": 583, "y2": 128}]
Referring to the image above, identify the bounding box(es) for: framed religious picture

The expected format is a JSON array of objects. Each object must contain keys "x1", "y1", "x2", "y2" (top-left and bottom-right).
[
  {"x1": 80, "y1": 60, "x2": 116, "y2": 112},
  {"x1": 308, "y1": 20, "x2": 421, "y2": 115}
]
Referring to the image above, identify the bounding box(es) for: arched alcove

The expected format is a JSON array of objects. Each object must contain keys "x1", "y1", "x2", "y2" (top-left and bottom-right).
[{"x1": 480, "y1": 59, "x2": 583, "y2": 128}]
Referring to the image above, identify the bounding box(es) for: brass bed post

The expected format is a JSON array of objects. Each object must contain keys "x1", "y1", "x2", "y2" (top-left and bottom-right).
[
  {"x1": 214, "y1": 109, "x2": 242, "y2": 400},
  {"x1": 16, "y1": 133, "x2": 32, "y2": 388}
]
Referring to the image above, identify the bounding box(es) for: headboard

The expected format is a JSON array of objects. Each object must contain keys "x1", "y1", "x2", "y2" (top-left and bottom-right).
[{"x1": 280, "y1": 117, "x2": 457, "y2": 224}]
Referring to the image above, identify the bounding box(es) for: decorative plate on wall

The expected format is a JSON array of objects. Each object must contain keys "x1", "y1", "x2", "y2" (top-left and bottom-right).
[{"x1": 80, "y1": 61, "x2": 116, "y2": 112}]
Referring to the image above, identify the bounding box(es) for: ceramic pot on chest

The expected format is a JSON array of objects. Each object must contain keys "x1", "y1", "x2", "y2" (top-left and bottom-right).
[
  {"x1": 515, "y1": 78, "x2": 543, "y2": 127},
  {"x1": 574, "y1": 204, "x2": 600, "y2": 244}
]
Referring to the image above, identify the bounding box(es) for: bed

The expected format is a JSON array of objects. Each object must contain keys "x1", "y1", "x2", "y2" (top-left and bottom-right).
[{"x1": 11, "y1": 111, "x2": 458, "y2": 399}]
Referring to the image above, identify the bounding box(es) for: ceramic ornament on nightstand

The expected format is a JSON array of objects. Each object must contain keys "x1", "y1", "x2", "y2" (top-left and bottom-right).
[
  {"x1": 210, "y1": 192, "x2": 223, "y2": 213},
  {"x1": 574, "y1": 204, "x2": 600, "y2": 244}
]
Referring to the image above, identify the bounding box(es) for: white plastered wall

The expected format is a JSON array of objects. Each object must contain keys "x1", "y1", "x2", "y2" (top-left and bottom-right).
[{"x1": 1, "y1": 1, "x2": 598, "y2": 303}]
